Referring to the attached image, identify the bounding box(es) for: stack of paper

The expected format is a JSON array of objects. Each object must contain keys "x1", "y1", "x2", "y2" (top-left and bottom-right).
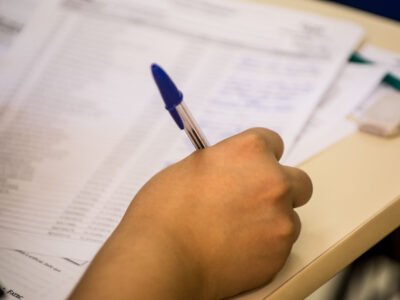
[{"x1": 0, "y1": 0, "x2": 392, "y2": 299}]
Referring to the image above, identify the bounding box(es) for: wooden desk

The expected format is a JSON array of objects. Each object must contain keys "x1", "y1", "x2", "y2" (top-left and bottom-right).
[{"x1": 237, "y1": 1, "x2": 400, "y2": 299}]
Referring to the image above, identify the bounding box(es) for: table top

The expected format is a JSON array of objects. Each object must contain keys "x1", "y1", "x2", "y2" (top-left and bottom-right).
[{"x1": 240, "y1": 1, "x2": 400, "y2": 299}]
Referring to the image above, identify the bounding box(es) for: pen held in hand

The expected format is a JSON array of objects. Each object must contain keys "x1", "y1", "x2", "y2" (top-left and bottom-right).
[{"x1": 151, "y1": 63, "x2": 209, "y2": 150}]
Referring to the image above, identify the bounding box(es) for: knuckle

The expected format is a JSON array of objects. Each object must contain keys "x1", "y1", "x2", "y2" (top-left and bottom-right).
[
  {"x1": 240, "y1": 129, "x2": 267, "y2": 152},
  {"x1": 269, "y1": 172, "x2": 291, "y2": 200},
  {"x1": 276, "y1": 216, "x2": 296, "y2": 240},
  {"x1": 267, "y1": 129, "x2": 283, "y2": 147}
]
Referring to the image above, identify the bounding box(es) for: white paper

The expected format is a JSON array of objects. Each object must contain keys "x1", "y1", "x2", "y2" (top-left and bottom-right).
[
  {"x1": 352, "y1": 44, "x2": 400, "y2": 118},
  {"x1": 0, "y1": 0, "x2": 41, "y2": 60},
  {"x1": 0, "y1": 249, "x2": 87, "y2": 300},
  {"x1": 360, "y1": 44, "x2": 400, "y2": 77},
  {"x1": 0, "y1": 0, "x2": 363, "y2": 261},
  {"x1": 285, "y1": 63, "x2": 386, "y2": 166}
]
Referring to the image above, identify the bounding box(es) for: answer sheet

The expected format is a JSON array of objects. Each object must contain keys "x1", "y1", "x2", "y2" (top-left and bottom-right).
[
  {"x1": 0, "y1": 0, "x2": 363, "y2": 261},
  {"x1": 0, "y1": 249, "x2": 87, "y2": 300}
]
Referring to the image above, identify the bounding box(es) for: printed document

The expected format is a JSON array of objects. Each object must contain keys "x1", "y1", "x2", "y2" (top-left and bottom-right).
[
  {"x1": 0, "y1": 249, "x2": 87, "y2": 300},
  {"x1": 352, "y1": 44, "x2": 400, "y2": 118},
  {"x1": 0, "y1": 0, "x2": 363, "y2": 261},
  {"x1": 286, "y1": 63, "x2": 386, "y2": 165},
  {"x1": 0, "y1": 0, "x2": 41, "y2": 60}
]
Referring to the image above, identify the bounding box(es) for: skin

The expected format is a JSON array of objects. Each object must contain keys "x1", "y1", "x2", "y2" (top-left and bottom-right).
[{"x1": 68, "y1": 128, "x2": 313, "y2": 300}]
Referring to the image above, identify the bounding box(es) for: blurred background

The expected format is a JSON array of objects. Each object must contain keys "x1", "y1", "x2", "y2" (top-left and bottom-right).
[
  {"x1": 308, "y1": 228, "x2": 400, "y2": 300},
  {"x1": 326, "y1": 0, "x2": 400, "y2": 22}
]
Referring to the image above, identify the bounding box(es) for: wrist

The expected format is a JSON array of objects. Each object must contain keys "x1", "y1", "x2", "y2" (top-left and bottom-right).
[
  {"x1": 103, "y1": 220, "x2": 214, "y2": 300},
  {"x1": 70, "y1": 220, "x2": 213, "y2": 300}
]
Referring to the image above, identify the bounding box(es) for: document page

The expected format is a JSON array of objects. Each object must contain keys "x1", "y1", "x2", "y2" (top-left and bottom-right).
[
  {"x1": 360, "y1": 44, "x2": 400, "y2": 77},
  {"x1": 285, "y1": 63, "x2": 386, "y2": 165},
  {"x1": 0, "y1": 0, "x2": 41, "y2": 59},
  {"x1": 0, "y1": 0, "x2": 363, "y2": 261},
  {"x1": 0, "y1": 249, "x2": 87, "y2": 300},
  {"x1": 352, "y1": 44, "x2": 400, "y2": 117}
]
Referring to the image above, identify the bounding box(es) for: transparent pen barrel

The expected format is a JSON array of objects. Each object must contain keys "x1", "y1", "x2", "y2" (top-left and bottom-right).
[{"x1": 176, "y1": 102, "x2": 209, "y2": 149}]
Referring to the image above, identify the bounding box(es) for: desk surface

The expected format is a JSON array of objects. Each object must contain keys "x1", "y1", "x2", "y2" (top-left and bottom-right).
[{"x1": 244, "y1": 1, "x2": 400, "y2": 299}]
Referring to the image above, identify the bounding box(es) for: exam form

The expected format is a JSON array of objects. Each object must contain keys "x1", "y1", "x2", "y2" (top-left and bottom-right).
[
  {"x1": 0, "y1": 0, "x2": 363, "y2": 261},
  {"x1": 0, "y1": 249, "x2": 87, "y2": 300}
]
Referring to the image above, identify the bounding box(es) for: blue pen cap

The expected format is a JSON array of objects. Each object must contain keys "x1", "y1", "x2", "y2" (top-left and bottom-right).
[{"x1": 151, "y1": 63, "x2": 184, "y2": 129}]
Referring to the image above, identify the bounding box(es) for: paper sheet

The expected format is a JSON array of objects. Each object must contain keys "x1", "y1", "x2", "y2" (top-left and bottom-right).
[
  {"x1": 0, "y1": 0, "x2": 363, "y2": 260},
  {"x1": 360, "y1": 44, "x2": 400, "y2": 77},
  {"x1": 0, "y1": 0, "x2": 41, "y2": 60},
  {"x1": 352, "y1": 44, "x2": 400, "y2": 118},
  {"x1": 0, "y1": 249, "x2": 87, "y2": 300},
  {"x1": 285, "y1": 63, "x2": 386, "y2": 166}
]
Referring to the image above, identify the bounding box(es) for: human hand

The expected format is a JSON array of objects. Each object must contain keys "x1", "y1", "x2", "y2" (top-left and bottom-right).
[{"x1": 69, "y1": 128, "x2": 312, "y2": 300}]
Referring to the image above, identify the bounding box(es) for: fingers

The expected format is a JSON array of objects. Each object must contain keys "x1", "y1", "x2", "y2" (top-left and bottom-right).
[
  {"x1": 283, "y1": 166, "x2": 313, "y2": 208},
  {"x1": 213, "y1": 126, "x2": 311, "y2": 208}
]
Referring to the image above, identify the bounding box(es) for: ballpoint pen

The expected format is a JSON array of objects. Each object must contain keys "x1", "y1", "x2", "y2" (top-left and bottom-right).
[{"x1": 151, "y1": 63, "x2": 209, "y2": 150}]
